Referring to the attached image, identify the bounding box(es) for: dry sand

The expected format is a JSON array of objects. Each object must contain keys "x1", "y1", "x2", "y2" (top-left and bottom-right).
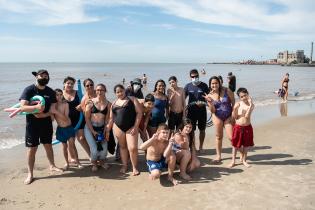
[{"x1": 0, "y1": 114, "x2": 314, "y2": 210}]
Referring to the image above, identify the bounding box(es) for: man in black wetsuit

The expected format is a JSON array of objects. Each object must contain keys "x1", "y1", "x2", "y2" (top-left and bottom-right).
[
  {"x1": 20, "y1": 70, "x2": 62, "y2": 184},
  {"x1": 227, "y1": 72, "x2": 236, "y2": 93}
]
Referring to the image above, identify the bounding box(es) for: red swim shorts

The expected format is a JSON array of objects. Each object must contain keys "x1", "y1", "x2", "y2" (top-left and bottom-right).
[{"x1": 232, "y1": 124, "x2": 254, "y2": 148}]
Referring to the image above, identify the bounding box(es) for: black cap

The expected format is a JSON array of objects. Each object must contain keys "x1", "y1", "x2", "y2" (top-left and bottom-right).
[
  {"x1": 32, "y1": 69, "x2": 49, "y2": 77},
  {"x1": 131, "y1": 78, "x2": 143, "y2": 87}
]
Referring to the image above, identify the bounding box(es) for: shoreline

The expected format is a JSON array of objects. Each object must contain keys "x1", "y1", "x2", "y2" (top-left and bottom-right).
[{"x1": 0, "y1": 107, "x2": 315, "y2": 209}]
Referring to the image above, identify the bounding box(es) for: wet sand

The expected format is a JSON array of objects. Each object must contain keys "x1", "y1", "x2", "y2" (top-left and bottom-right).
[{"x1": 0, "y1": 113, "x2": 314, "y2": 210}]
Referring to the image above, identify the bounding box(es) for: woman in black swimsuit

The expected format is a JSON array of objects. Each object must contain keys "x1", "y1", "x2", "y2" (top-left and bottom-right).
[
  {"x1": 85, "y1": 84, "x2": 111, "y2": 172},
  {"x1": 107, "y1": 84, "x2": 142, "y2": 175},
  {"x1": 281, "y1": 73, "x2": 290, "y2": 102},
  {"x1": 63, "y1": 76, "x2": 90, "y2": 160}
]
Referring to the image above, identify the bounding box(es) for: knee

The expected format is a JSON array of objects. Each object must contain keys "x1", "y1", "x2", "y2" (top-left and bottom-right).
[
  {"x1": 119, "y1": 143, "x2": 127, "y2": 150},
  {"x1": 128, "y1": 146, "x2": 138, "y2": 154},
  {"x1": 194, "y1": 159, "x2": 201, "y2": 168},
  {"x1": 215, "y1": 133, "x2": 223, "y2": 140},
  {"x1": 150, "y1": 170, "x2": 161, "y2": 179}
]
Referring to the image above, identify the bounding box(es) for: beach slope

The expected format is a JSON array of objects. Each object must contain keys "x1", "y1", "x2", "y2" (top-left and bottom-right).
[{"x1": 0, "y1": 114, "x2": 314, "y2": 210}]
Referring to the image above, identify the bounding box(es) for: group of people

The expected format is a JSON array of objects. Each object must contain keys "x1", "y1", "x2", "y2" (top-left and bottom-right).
[{"x1": 18, "y1": 69, "x2": 255, "y2": 186}]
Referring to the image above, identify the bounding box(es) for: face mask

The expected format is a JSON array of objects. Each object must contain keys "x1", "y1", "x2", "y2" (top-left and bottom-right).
[
  {"x1": 133, "y1": 84, "x2": 140, "y2": 92},
  {"x1": 37, "y1": 78, "x2": 49, "y2": 86},
  {"x1": 192, "y1": 77, "x2": 199, "y2": 85}
]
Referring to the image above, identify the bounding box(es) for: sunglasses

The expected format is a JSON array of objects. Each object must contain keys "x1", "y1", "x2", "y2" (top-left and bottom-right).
[
  {"x1": 190, "y1": 75, "x2": 199, "y2": 78},
  {"x1": 85, "y1": 84, "x2": 94, "y2": 87},
  {"x1": 96, "y1": 89, "x2": 105, "y2": 92}
]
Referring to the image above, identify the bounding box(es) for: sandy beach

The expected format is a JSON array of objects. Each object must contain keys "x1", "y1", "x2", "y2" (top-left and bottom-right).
[{"x1": 0, "y1": 113, "x2": 314, "y2": 210}]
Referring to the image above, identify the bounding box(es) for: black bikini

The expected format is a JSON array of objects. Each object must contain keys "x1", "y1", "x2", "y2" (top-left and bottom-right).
[
  {"x1": 91, "y1": 102, "x2": 108, "y2": 115},
  {"x1": 112, "y1": 97, "x2": 136, "y2": 132}
]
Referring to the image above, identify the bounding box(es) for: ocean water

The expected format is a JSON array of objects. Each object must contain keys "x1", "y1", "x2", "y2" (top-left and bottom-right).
[{"x1": 1, "y1": 63, "x2": 315, "y2": 150}]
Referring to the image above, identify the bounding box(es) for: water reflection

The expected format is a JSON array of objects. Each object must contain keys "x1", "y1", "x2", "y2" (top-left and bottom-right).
[{"x1": 279, "y1": 102, "x2": 288, "y2": 117}]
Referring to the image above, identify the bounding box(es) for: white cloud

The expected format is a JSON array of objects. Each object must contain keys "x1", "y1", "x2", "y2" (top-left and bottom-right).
[
  {"x1": 0, "y1": 0, "x2": 314, "y2": 36},
  {"x1": 0, "y1": 0, "x2": 99, "y2": 25}
]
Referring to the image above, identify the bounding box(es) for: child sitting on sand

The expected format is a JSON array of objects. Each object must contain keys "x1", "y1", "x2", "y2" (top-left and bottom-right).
[
  {"x1": 139, "y1": 124, "x2": 178, "y2": 186},
  {"x1": 53, "y1": 89, "x2": 82, "y2": 169},
  {"x1": 172, "y1": 132, "x2": 192, "y2": 180},
  {"x1": 228, "y1": 87, "x2": 255, "y2": 168}
]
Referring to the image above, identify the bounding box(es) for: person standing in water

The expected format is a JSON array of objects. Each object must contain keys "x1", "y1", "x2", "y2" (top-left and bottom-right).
[
  {"x1": 280, "y1": 73, "x2": 290, "y2": 102},
  {"x1": 227, "y1": 72, "x2": 236, "y2": 93},
  {"x1": 142, "y1": 74, "x2": 147, "y2": 86}
]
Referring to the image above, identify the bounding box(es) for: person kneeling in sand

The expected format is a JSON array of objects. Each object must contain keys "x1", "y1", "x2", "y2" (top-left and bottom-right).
[
  {"x1": 140, "y1": 124, "x2": 178, "y2": 186},
  {"x1": 172, "y1": 132, "x2": 192, "y2": 180},
  {"x1": 228, "y1": 87, "x2": 255, "y2": 168},
  {"x1": 53, "y1": 89, "x2": 82, "y2": 170}
]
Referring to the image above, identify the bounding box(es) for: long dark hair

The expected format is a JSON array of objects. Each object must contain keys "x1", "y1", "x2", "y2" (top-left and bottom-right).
[
  {"x1": 178, "y1": 118, "x2": 194, "y2": 149},
  {"x1": 209, "y1": 76, "x2": 222, "y2": 95},
  {"x1": 153, "y1": 79, "x2": 166, "y2": 95}
]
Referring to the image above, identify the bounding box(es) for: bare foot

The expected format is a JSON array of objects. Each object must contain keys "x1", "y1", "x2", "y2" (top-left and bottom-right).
[
  {"x1": 50, "y1": 166, "x2": 63, "y2": 172},
  {"x1": 92, "y1": 165, "x2": 98, "y2": 172},
  {"x1": 120, "y1": 165, "x2": 127, "y2": 173},
  {"x1": 68, "y1": 158, "x2": 76, "y2": 165},
  {"x1": 167, "y1": 175, "x2": 179, "y2": 186},
  {"x1": 212, "y1": 157, "x2": 221, "y2": 164},
  {"x1": 63, "y1": 164, "x2": 69, "y2": 170},
  {"x1": 24, "y1": 175, "x2": 33, "y2": 185},
  {"x1": 243, "y1": 161, "x2": 251, "y2": 168},
  {"x1": 228, "y1": 161, "x2": 236, "y2": 168},
  {"x1": 132, "y1": 169, "x2": 140, "y2": 176},
  {"x1": 100, "y1": 163, "x2": 110, "y2": 170},
  {"x1": 180, "y1": 173, "x2": 192, "y2": 181}
]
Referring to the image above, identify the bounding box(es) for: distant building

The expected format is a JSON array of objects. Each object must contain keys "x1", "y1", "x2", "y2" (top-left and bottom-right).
[
  {"x1": 267, "y1": 59, "x2": 277, "y2": 64},
  {"x1": 277, "y1": 50, "x2": 305, "y2": 64}
]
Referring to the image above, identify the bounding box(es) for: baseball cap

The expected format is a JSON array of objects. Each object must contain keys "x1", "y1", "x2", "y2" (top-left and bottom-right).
[{"x1": 32, "y1": 69, "x2": 49, "y2": 77}]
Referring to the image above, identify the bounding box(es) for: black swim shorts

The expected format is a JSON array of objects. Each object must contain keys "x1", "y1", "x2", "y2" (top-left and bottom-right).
[{"x1": 25, "y1": 118, "x2": 53, "y2": 147}]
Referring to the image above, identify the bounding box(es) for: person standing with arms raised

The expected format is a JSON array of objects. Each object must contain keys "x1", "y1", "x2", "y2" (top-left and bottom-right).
[
  {"x1": 19, "y1": 70, "x2": 62, "y2": 185},
  {"x1": 184, "y1": 69, "x2": 209, "y2": 153}
]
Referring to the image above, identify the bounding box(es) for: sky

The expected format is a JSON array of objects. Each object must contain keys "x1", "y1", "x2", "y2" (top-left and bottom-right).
[{"x1": 0, "y1": 0, "x2": 314, "y2": 63}]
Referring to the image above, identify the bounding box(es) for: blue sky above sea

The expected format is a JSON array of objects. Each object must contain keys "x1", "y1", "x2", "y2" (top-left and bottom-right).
[{"x1": 0, "y1": 0, "x2": 314, "y2": 63}]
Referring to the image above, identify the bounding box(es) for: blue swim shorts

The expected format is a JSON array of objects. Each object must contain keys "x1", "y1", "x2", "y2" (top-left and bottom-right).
[
  {"x1": 56, "y1": 126, "x2": 75, "y2": 143},
  {"x1": 146, "y1": 156, "x2": 167, "y2": 173}
]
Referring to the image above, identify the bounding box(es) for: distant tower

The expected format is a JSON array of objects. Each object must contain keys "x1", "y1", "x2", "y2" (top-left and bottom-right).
[{"x1": 311, "y1": 42, "x2": 313, "y2": 63}]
